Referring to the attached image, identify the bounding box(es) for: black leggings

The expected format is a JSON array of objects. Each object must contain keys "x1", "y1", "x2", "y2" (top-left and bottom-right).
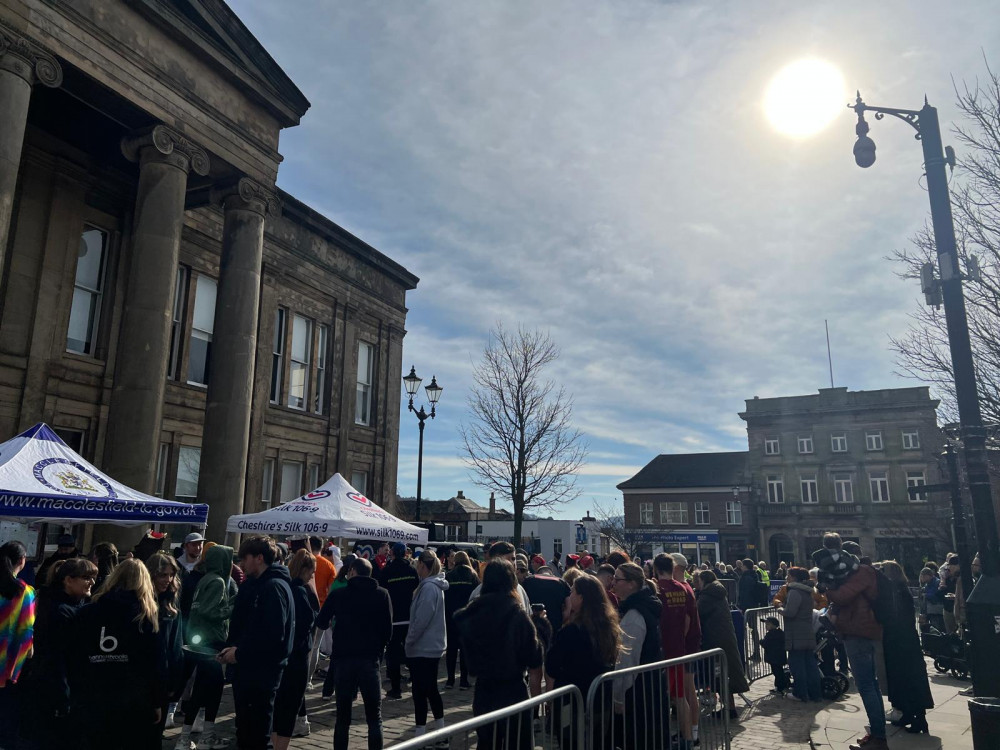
[
  {"x1": 408, "y1": 657, "x2": 444, "y2": 726},
  {"x1": 445, "y1": 620, "x2": 467, "y2": 684},
  {"x1": 184, "y1": 660, "x2": 224, "y2": 724}
]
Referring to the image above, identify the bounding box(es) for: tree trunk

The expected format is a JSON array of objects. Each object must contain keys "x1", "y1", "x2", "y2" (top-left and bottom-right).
[{"x1": 513, "y1": 502, "x2": 523, "y2": 550}]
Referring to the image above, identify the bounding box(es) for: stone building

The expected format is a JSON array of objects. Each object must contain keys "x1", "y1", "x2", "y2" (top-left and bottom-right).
[
  {"x1": 741, "y1": 386, "x2": 947, "y2": 576},
  {"x1": 395, "y1": 490, "x2": 510, "y2": 542},
  {"x1": 618, "y1": 451, "x2": 754, "y2": 565},
  {"x1": 0, "y1": 1, "x2": 417, "y2": 543}
]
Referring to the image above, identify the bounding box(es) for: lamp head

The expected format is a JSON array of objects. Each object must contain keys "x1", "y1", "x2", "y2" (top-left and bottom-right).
[
  {"x1": 425, "y1": 376, "x2": 442, "y2": 405},
  {"x1": 403, "y1": 366, "x2": 422, "y2": 397},
  {"x1": 854, "y1": 135, "x2": 876, "y2": 168}
]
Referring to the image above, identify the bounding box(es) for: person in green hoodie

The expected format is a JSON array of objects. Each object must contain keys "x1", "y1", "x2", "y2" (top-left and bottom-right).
[{"x1": 175, "y1": 544, "x2": 234, "y2": 750}]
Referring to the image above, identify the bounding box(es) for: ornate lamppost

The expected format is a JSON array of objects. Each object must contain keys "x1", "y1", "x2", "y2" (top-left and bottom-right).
[{"x1": 402, "y1": 366, "x2": 442, "y2": 523}]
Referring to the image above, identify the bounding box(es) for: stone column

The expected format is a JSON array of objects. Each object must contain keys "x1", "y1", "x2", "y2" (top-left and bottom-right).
[
  {"x1": 199, "y1": 178, "x2": 279, "y2": 541},
  {"x1": 0, "y1": 21, "x2": 61, "y2": 275},
  {"x1": 103, "y1": 125, "x2": 209, "y2": 493}
]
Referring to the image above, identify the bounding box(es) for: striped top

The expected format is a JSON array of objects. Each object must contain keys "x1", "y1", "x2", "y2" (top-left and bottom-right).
[{"x1": 0, "y1": 582, "x2": 36, "y2": 686}]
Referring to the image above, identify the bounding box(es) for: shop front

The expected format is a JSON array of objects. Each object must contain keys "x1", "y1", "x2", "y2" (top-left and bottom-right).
[{"x1": 632, "y1": 530, "x2": 720, "y2": 566}]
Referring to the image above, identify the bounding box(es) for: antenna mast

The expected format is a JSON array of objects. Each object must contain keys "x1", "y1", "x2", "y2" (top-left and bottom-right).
[{"x1": 825, "y1": 320, "x2": 835, "y2": 388}]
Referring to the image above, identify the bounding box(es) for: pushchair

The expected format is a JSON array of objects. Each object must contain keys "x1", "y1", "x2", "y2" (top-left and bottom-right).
[
  {"x1": 815, "y1": 613, "x2": 849, "y2": 699},
  {"x1": 920, "y1": 626, "x2": 970, "y2": 680}
]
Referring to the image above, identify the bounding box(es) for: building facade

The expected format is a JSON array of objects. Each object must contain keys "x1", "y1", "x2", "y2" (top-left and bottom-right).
[
  {"x1": 395, "y1": 490, "x2": 510, "y2": 542},
  {"x1": 466, "y1": 515, "x2": 607, "y2": 563},
  {"x1": 741, "y1": 386, "x2": 947, "y2": 576},
  {"x1": 618, "y1": 452, "x2": 754, "y2": 564},
  {"x1": 0, "y1": 1, "x2": 416, "y2": 544}
]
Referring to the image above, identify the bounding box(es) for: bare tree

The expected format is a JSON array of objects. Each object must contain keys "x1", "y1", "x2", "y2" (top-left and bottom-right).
[
  {"x1": 592, "y1": 500, "x2": 644, "y2": 559},
  {"x1": 890, "y1": 64, "x2": 1000, "y2": 424},
  {"x1": 460, "y1": 325, "x2": 588, "y2": 546}
]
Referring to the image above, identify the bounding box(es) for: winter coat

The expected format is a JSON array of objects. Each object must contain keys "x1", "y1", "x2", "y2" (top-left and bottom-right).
[
  {"x1": 761, "y1": 628, "x2": 786, "y2": 666},
  {"x1": 20, "y1": 587, "x2": 83, "y2": 713},
  {"x1": 378, "y1": 558, "x2": 419, "y2": 624},
  {"x1": 316, "y1": 575, "x2": 393, "y2": 660},
  {"x1": 737, "y1": 570, "x2": 762, "y2": 610},
  {"x1": 824, "y1": 565, "x2": 882, "y2": 641},
  {"x1": 882, "y1": 578, "x2": 933, "y2": 714},
  {"x1": 615, "y1": 584, "x2": 663, "y2": 703},
  {"x1": 155, "y1": 593, "x2": 185, "y2": 702},
  {"x1": 405, "y1": 572, "x2": 449, "y2": 658},
  {"x1": 454, "y1": 591, "x2": 543, "y2": 683},
  {"x1": 289, "y1": 577, "x2": 319, "y2": 657},
  {"x1": 921, "y1": 576, "x2": 943, "y2": 615},
  {"x1": 772, "y1": 583, "x2": 827, "y2": 610},
  {"x1": 188, "y1": 545, "x2": 234, "y2": 647},
  {"x1": 444, "y1": 565, "x2": 479, "y2": 618},
  {"x1": 546, "y1": 622, "x2": 614, "y2": 696},
  {"x1": 696, "y1": 580, "x2": 750, "y2": 694},
  {"x1": 781, "y1": 581, "x2": 818, "y2": 651},
  {"x1": 228, "y1": 563, "x2": 295, "y2": 685}
]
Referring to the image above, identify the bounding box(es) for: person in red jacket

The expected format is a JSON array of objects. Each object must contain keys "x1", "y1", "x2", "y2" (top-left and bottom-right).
[{"x1": 653, "y1": 553, "x2": 696, "y2": 750}]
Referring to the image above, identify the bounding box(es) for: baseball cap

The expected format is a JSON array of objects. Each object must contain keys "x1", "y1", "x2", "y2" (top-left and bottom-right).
[{"x1": 184, "y1": 532, "x2": 206, "y2": 544}]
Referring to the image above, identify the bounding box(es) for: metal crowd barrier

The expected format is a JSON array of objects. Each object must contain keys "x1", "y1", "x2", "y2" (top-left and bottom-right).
[
  {"x1": 584, "y1": 648, "x2": 731, "y2": 750},
  {"x1": 386, "y1": 684, "x2": 584, "y2": 750},
  {"x1": 742, "y1": 605, "x2": 783, "y2": 686}
]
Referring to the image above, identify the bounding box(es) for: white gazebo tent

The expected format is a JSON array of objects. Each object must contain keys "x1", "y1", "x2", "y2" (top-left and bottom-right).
[{"x1": 226, "y1": 473, "x2": 427, "y2": 544}]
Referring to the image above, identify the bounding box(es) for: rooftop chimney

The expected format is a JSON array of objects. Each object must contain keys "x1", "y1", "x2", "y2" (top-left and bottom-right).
[
  {"x1": 456, "y1": 490, "x2": 464, "y2": 499},
  {"x1": 489, "y1": 492, "x2": 496, "y2": 515}
]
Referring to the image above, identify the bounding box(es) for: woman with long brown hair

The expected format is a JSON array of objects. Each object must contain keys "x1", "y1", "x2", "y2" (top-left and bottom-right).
[{"x1": 146, "y1": 552, "x2": 185, "y2": 748}]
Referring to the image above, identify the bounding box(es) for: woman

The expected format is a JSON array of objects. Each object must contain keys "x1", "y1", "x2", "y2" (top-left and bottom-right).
[
  {"x1": 695, "y1": 570, "x2": 750, "y2": 718},
  {"x1": 444, "y1": 550, "x2": 479, "y2": 689},
  {"x1": 455, "y1": 560, "x2": 542, "y2": 750},
  {"x1": 20, "y1": 557, "x2": 96, "y2": 746},
  {"x1": 68, "y1": 559, "x2": 161, "y2": 749},
  {"x1": 774, "y1": 562, "x2": 788, "y2": 581},
  {"x1": 0, "y1": 541, "x2": 35, "y2": 745},
  {"x1": 91, "y1": 541, "x2": 119, "y2": 591},
  {"x1": 610, "y1": 562, "x2": 664, "y2": 749},
  {"x1": 146, "y1": 552, "x2": 185, "y2": 749},
  {"x1": 177, "y1": 544, "x2": 234, "y2": 750},
  {"x1": 919, "y1": 567, "x2": 944, "y2": 632},
  {"x1": 274, "y1": 550, "x2": 319, "y2": 749},
  {"x1": 778, "y1": 567, "x2": 822, "y2": 702},
  {"x1": 405, "y1": 549, "x2": 449, "y2": 736},
  {"x1": 882, "y1": 561, "x2": 933, "y2": 733}
]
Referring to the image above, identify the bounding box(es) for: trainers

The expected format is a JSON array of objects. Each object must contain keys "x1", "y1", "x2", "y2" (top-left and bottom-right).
[
  {"x1": 386, "y1": 689, "x2": 403, "y2": 700},
  {"x1": 293, "y1": 716, "x2": 311, "y2": 737},
  {"x1": 199, "y1": 733, "x2": 230, "y2": 750},
  {"x1": 849, "y1": 736, "x2": 888, "y2": 750},
  {"x1": 173, "y1": 739, "x2": 196, "y2": 750},
  {"x1": 192, "y1": 709, "x2": 205, "y2": 733},
  {"x1": 786, "y1": 694, "x2": 805, "y2": 702}
]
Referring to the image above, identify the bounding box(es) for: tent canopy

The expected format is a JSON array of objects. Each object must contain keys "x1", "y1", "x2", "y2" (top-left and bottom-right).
[
  {"x1": 0, "y1": 423, "x2": 209, "y2": 526},
  {"x1": 227, "y1": 473, "x2": 427, "y2": 543}
]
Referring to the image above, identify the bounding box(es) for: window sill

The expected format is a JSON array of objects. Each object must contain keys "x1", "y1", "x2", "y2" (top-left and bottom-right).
[
  {"x1": 62, "y1": 351, "x2": 107, "y2": 368},
  {"x1": 267, "y1": 403, "x2": 328, "y2": 422}
]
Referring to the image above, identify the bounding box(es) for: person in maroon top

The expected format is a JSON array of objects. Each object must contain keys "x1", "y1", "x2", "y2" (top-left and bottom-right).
[
  {"x1": 595, "y1": 564, "x2": 620, "y2": 608},
  {"x1": 671, "y1": 553, "x2": 703, "y2": 745},
  {"x1": 653, "y1": 553, "x2": 696, "y2": 750}
]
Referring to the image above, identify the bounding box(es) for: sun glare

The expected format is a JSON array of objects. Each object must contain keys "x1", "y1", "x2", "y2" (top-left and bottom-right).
[{"x1": 764, "y1": 58, "x2": 847, "y2": 138}]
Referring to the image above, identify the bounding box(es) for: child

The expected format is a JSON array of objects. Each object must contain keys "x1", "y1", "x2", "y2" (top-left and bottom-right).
[{"x1": 761, "y1": 616, "x2": 790, "y2": 694}]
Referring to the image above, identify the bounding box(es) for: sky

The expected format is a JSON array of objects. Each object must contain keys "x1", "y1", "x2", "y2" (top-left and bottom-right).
[{"x1": 232, "y1": 0, "x2": 1000, "y2": 519}]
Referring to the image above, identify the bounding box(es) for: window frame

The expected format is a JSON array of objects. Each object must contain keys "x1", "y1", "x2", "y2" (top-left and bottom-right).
[
  {"x1": 175, "y1": 446, "x2": 201, "y2": 501},
  {"x1": 167, "y1": 266, "x2": 189, "y2": 381},
  {"x1": 660, "y1": 501, "x2": 689, "y2": 525},
  {"x1": 865, "y1": 431, "x2": 884, "y2": 451},
  {"x1": 287, "y1": 313, "x2": 313, "y2": 410},
  {"x1": 800, "y1": 474, "x2": 819, "y2": 503},
  {"x1": 902, "y1": 430, "x2": 920, "y2": 450},
  {"x1": 694, "y1": 501, "x2": 710, "y2": 525},
  {"x1": 764, "y1": 437, "x2": 780, "y2": 455},
  {"x1": 638, "y1": 502, "x2": 653, "y2": 525},
  {"x1": 66, "y1": 224, "x2": 110, "y2": 356},
  {"x1": 261, "y1": 457, "x2": 275, "y2": 509},
  {"x1": 314, "y1": 324, "x2": 329, "y2": 414},
  {"x1": 766, "y1": 475, "x2": 784, "y2": 504},
  {"x1": 833, "y1": 473, "x2": 854, "y2": 504},
  {"x1": 186, "y1": 273, "x2": 217, "y2": 387},
  {"x1": 907, "y1": 470, "x2": 928, "y2": 502},
  {"x1": 279, "y1": 460, "x2": 304, "y2": 504},
  {"x1": 355, "y1": 341, "x2": 375, "y2": 426},
  {"x1": 270, "y1": 308, "x2": 286, "y2": 405},
  {"x1": 726, "y1": 500, "x2": 742, "y2": 525},
  {"x1": 870, "y1": 470, "x2": 890, "y2": 503},
  {"x1": 351, "y1": 470, "x2": 369, "y2": 496},
  {"x1": 831, "y1": 433, "x2": 848, "y2": 453},
  {"x1": 797, "y1": 435, "x2": 814, "y2": 454},
  {"x1": 154, "y1": 443, "x2": 169, "y2": 497}
]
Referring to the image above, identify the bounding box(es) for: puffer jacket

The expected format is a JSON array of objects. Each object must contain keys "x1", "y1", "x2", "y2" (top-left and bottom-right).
[
  {"x1": 781, "y1": 581, "x2": 817, "y2": 650},
  {"x1": 825, "y1": 565, "x2": 882, "y2": 641},
  {"x1": 187, "y1": 545, "x2": 234, "y2": 647},
  {"x1": 405, "y1": 572, "x2": 449, "y2": 658}
]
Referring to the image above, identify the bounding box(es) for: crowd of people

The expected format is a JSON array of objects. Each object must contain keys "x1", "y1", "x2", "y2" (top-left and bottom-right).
[{"x1": 0, "y1": 528, "x2": 966, "y2": 750}]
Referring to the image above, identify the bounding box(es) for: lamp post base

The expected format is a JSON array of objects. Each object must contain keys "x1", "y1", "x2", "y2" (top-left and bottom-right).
[{"x1": 966, "y1": 573, "x2": 1000, "y2": 749}]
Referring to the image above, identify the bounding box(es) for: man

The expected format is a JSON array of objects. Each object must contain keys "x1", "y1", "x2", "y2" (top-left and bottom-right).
[
  {"x1": 316, "y1": 556, "x2": 392, "y2": 750},
  {"x1": 514, "y1": 556, "x2": 529, "y2": 584},
  {"x1": 653, "y1": 554, "x2": 696, "y2": 750},
  {"x1": 549, "y1": 552, "x2": 563, "y2": 573},
  {"x1": 814, "y1": 534, "x2": 887, "y2": 750},
  {"x1": 469, "y1": 542, "x2": 531, "y2": 611},
  {"x1": 530, "y1": 554, "x2": 546, "y2": 574},
  {"x1": 670, "y1": 554, "x2": 704, "y2": 741},
  {"x1": 596, "y1": 564, "x2": 619, "y2": 607},
  {"x1": 736, "y1": 557, "x2": 763, "y2": 611},
  {"x1": 219, "y1": 535, "x2": 295, "y2": 749},
  {"x1": 377, "y1": 543, "x2": 418, "y2": 699},
  {"x1": 177, "y1": 532, "x2": 205, "y2": 573},
  {"x1": 522, "y1": 565, "x2": 571, "y2": 634},
  {"x1": 36, "y1": 533, "x2": 80, "y2": 585}
]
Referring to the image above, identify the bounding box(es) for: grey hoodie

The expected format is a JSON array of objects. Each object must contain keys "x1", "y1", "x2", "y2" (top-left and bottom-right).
[{"x1": 405, "y1": 572, "x2": 449, "y2": 659}]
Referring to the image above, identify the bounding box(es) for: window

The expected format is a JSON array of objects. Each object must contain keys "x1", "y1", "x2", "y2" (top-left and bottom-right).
[
  {"x1": 175, "y1": 447, "x2": 201, "y2": 500},
  {"x1": 866, "y1": 431, "x2": 884, "y2": 451},
  {"x1": 187, "y1": 275, "x2": 217, "y2": 386},
  {"x1": 154, "y1": 443, "x2": 169, "y2": 497},
  {"x1": 53, "y1": 428, "x2": 85, "y2": 454},
  {"x1": 870, "y1": 471, "x2": 890, "y2": 502},
  {"x1": 695, "y1": 501, "x2": 709, "y2": 525},
  {"x1": 279, "y1": 461, "x2": 303, "y2": 504},
  {"x1": 726, "y1": 501, "x2": 742, "y2": 525},
  {"x1": 167, "y1": 267, "x2": 188, "y2": 379},
  {"x1": 270, "y1": 309, "x2": 286, "y2": 404},
  {"x1": 661, "y1": 502, "x2": 688, "y2": 524},
  {"x1": 287, "y1": 315, "x2": 312, "y2": 409},
  {"x1": 356, "y1": 342, "x2": 374, "y2": 425},
  {"x1": 833, "y1": 473, "x2": 854, "y2": 503},
  {"x1": 766, "y1": 475, "x2": 784, "y2": 503},
  {"x1": 639, "y1": 502, "x2": 653, "y2": 525},
  {"x1": 351, "y1": 470, "x2": 368, "y2": 496},
  {"x1": 314, "y1": 325, "x2": 329, "y2": 414},
  {"x1": 553, "y1": 538, "x2": 563, "y2": 558},
  {"x1": 831, "y1": 433, "x2": 848, "y2": 453},
  {"x1": 261, "y1": 458, "x2": 274, "y2": 508},
  {"x1": 308, "y1": 464, "x2": 320, "y2": 492},
  {"x1": 797, "y1": 435, "x2": 813, "y2": 454},
  {"x1": 800, "y1": 474, "x2": 819, "y2": 503},
  {"x1": 902, "y1": 430, "x2": 920, "y2": 450},
  {"x1": 907, "y1": 471, "x2": 927, "y2": 502},
  {"x1": 445, "y1": 524, "x2": 460, "y2": 542},
  {"x1": 764, "y1": 437, "x2": 780, "y2": 455},
  {"x1": 67, "y1": 226, "x2": 108, "y2": 355}
]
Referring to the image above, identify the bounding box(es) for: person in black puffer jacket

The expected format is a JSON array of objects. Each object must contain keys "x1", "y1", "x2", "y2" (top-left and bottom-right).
[
  {"x1": 444, "y1": 551, "x2": 479, "y2": 689},
  {"x1": 67, "y1": 559, "x2": 162, "y2": 750},
  {"x1": 274, "y1": 550, "x2": 320, "y2": 747},
  {"x1": 456, "y1": 560, "x2": 543, "y2": 750}
]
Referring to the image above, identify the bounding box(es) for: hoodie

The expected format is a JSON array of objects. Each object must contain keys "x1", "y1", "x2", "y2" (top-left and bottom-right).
[
  {"x1": 454, "y1": 592, "x2": 542, "y2": 682},
  {"x1": 404, "y1": 572, "x2": 449, "y2": 659},
  {"x1": 188, "y1": 545, "x2": 234, "y2": 647},
  {"x1": 228, "y1": 563, "x2": 295, "y2": 685},
  {"x1": 316, "y1": 575, "x2": 393, "y2": 660}
]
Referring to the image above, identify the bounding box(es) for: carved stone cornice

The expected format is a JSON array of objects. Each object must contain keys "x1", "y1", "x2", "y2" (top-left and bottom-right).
[
  {"x1": 120, "y1": 124, "x2": 210, "y2": 176},
  {"x1": 214, "y1": 177, "x2": 281, "y2": 217},
  {"x1": 0, "y1": 19, "x2": 63, "y2": 88}
]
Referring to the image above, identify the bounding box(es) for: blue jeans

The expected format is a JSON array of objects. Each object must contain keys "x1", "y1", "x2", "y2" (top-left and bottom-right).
[
  {"x1": 843, "y1": 637, "x2": 885, "y2": 738},
  {"x1": 787, "y1": 649, "x2": 822, "y2": 701},
  {"x1": 335, "y1": 657, "x2": 383, "y2": 750}
]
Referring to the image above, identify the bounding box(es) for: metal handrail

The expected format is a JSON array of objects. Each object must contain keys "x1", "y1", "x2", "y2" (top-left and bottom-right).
[{"x1": 386, "y1": 683, "x2": 585, "y2": 750}]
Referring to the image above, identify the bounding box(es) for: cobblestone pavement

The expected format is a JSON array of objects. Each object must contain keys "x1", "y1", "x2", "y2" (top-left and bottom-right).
[{"x1": 163, "y1": 656, "x2": 973, "y2": 749}]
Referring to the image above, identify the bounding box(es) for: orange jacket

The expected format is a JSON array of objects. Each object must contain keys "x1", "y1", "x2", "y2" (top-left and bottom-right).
[{"x1": 772, "y1": 584, "x2": 827, "y2": 610}]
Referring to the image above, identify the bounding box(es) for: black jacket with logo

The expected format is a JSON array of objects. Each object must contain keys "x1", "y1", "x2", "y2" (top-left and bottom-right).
[{"x1": 227, "y1": 563, "x2": 295, "y2": 685}]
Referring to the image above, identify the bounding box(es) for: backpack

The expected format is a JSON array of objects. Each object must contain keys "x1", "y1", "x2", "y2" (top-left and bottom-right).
[{"x1": 870, "y1": 567, "x2": 895, "y2": 625}]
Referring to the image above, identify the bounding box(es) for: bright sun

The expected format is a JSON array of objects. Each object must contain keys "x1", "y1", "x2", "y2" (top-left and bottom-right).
[{"x1": 764, "y1": 58, "x2": 847, "y2": 138}]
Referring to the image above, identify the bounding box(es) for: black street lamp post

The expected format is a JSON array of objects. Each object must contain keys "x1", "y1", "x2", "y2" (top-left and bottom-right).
[
  {"x1": 402, "y1": 365, "x2": 442, "y2": 523},
  {"x1": 851, "y1": 92, "x2": 1000, "y2": 744}
]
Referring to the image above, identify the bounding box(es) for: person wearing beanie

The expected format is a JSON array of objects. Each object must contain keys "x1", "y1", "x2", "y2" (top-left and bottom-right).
[{"x1": 578, "y1": 555, "x2": 594, "y2": 571}]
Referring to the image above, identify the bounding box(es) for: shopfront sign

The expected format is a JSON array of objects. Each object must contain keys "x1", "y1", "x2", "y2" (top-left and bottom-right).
[
  {"x1": 631, "y1": 531, "x2": 719, "y2": 543},
  {"x1": 804, "y1": 528, "x2": 857, "y2": 537},
  {"x1": 872, "y1": 528, "x2": 922, "y2": 539}
]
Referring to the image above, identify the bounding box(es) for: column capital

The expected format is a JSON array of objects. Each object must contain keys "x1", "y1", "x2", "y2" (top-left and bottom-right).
[
  {"x1": 0, "y1": 20, "x2": 63, "y2": 87},
  {"x1": 214, "y1": 177, "x2": 281, "y2": 217},
  {"x1": 120, "y1": 124, "x2": 210, "y2": 176}
]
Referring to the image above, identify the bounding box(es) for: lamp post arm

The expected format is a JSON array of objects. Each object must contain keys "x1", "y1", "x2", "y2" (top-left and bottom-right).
[{"x1": 851, "y1": 94, "x2": 923, "y2": 137}]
